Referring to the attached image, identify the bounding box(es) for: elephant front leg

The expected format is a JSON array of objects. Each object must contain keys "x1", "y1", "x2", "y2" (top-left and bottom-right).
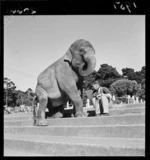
[
  {"x1": 35, "y1": 85, "x2": 49, "y2": 126},
  {"x1": 68, "y1": 91, "x2": 87, "y2": 117}
]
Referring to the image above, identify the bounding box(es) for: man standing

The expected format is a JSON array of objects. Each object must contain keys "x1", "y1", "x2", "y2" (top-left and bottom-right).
[{"x1": 92, "y1": 81, "x2": 112, "y2": 116}]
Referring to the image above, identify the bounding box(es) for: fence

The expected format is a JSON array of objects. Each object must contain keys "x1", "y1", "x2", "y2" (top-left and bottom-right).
[
  {"x1": 112, "y1": 95, "x2": 145, "y2": 105},
  {"x1": 85, "y1": 95, "x2": 145, "y2": 108}
]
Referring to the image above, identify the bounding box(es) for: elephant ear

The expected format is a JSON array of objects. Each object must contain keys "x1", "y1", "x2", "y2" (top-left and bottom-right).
[{"x1": 64, "y1": 49, "x2": 72, "y2": 63}]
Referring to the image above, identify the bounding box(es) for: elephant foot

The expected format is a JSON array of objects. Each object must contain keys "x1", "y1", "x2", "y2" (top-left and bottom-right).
[
  {"x1": 36, "y1": 118, "x2": 48, "y2": 126},
  {"x1": 52, "y1": 111, "x2": 63, "y2": 118},
  {"x1": 75, "y1": 112, "x2": 88, "y2": 118}
]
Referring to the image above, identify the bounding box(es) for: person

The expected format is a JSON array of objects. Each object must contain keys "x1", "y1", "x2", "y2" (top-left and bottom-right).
[
  {"x1": 92, "y1": 81, "x2": 112, "y2": 116},
  {"x1": 4, "y1": 105, "x2": 11, "y2": 114}
]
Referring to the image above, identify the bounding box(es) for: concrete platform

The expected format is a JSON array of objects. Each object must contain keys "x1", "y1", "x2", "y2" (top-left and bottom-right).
[
  {"x1": 4, "y1": 114, "x2": 145, "y2": 126},
  {"x1": 4, "y1": 148, "x2": 45, "y2": 156},
  {"x1": 4, "y1": 124, "x2": 145, "y2": 138}
]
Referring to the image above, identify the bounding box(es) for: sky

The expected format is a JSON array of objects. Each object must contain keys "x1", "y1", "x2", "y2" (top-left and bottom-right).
[{"x1": 4, "y1": 15, "x2": 145, "y2": 92}]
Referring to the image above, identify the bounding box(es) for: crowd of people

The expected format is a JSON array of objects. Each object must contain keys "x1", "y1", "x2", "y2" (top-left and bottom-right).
[{"x1": 4, "y1": 105, "x2": 33, "y2": 114}]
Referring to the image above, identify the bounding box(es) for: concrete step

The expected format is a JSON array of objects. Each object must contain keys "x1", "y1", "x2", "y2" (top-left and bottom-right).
[
  {"x1": 85, "y1": 102, "x2": 145, "y2": 110},
  {"x1": 87, "y1": 106, "x2": 145, "y2": 117},
  {"x1": 4, "y1": 103, "x2": 145, "y2": 156},
  {"x1": 4, "y1": 114, "x2": 145, "y2": 126},
  {"x1": 4, "y1": 134, "x2": 145, "y2": 156},
  {"x1": 4, "y1": 112, "x2": 32, "y2": 118},
  {"x1": 4, "y1": 124, "x2": 145, "y2": 138},
  {"x1": 111, "y1": 103, "x2": 145, "y2": 109},
  {"x1": 4, "y1": 148, "x2": 45, "y2": 156},
  {"x1": 4, "y1": 114, "x2": 33, "y2": 121},
  {"x1": 4, "y1": 106, "x2": 145, "y2": 121},
  {"x1": 107, "y1": 106, "x2": 144, "y2": 115}
]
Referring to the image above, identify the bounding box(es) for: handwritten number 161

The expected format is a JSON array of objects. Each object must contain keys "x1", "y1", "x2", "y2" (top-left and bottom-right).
[{"x1": 113, "y1": 1, "x2": 137, "y2": 13}]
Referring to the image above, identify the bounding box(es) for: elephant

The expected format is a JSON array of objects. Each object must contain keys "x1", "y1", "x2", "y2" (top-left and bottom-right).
[{"x1": 34, "y1": 39, "x2": 96, "y2": 126}]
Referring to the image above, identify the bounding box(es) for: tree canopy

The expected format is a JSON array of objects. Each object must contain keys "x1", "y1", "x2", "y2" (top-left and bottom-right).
[
  {"x1": 110, "y1": 79, "x2": 140, "y2": 97},
  {"x1": 4, "y1": 78, "x2": 16, "y2": 107},
  {"x1": 4, "y1": 77, "x2": 35, "y2": 107},
  {"x1": 83, "y1": 70, "x2": 97, "y2": 90},
  {"x1": 96, "y1": 64, "x2": 121, "y2": 88},
  {"x1": 122, "y1": 66, "x2": 145, "y2": 84}
]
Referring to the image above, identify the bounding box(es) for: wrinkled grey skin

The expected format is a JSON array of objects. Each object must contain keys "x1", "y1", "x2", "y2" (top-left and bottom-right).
[{"x1": 34, "y1": 39, "x2": 96, "y2": 126}]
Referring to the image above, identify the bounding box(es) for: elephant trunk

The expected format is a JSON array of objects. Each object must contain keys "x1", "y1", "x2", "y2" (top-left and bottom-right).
[{"x1": 79, "y1": 54, "x2": 96, "y2": 77}]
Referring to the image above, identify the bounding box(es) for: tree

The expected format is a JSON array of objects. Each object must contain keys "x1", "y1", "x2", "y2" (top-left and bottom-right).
[
  {"x1": 135, "y1": 66, "x2": 145, "y2": 84},
  {"x1": 96, "y1": 64, "x2": 121, "y2": 88},
  {"x1": 82, "y1": 71, "x2": 97, "y2": 107},
  {"x1": 122, "y1": 66, "x2": 145, "y2": 83},
  {"x1": 83, "y1": 70, "x2": 97, "y2": 90},
  {"x1": 139, "y1": 66, "x2": 145, "y2": 100},
  {"x1": 137, "y1": 78, "x2": 145, "y2": 100},
  {"x1": 4, "y1": 77, "x2": 16, "y2": 107},
  {"x1": 141, "y1": 66, "x2": 145, "y2": 78},
  {"x1": 134, "y1": 71, "x2": 142, "y2": 84},
  {"x1": 3, "y1": 77, "x2": 37, "y2": 108},
  {"x1": 110, "y1": 79, "x2": 140, "y2": 97},
  {"x1": 11, "y1": 90, "x2": 19, "y2": 107},
  {"x1": 24, "y1": 88, "x2": 35, "y2": 106},
  {"x1": 16, "y1": 90, "x2": 26, "y2": 106},
  {"x1": 15, "y1": 88, "x2": 35, "y2": 107},
  {"x1": 121, "y1": 66, "x2": 145, "y2": 100},
  {"x1": 25, "y1": 88, "x2": 33, "y2": 94},
  {"x1": 122, "y1": 67, "x2": 137, "y2": 80}
]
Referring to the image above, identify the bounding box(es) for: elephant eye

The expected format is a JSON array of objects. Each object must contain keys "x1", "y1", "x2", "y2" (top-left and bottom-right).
[{"x1": 79, "y1": 48, "x2": 85, "y2": 54}]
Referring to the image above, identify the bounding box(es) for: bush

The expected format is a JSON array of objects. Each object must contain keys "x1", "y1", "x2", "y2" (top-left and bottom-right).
[{"x1": 110, "y1": 79, "x2": 140, "y2": 97}]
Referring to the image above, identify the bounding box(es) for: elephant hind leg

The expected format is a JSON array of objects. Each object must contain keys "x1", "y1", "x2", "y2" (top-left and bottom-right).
[{"x1": 35, "y1": 86, "x2": 48, "y2": 126}]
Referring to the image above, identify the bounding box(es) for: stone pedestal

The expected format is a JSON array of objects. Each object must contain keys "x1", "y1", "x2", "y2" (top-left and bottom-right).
[
  {"x1": 127, "y1": 95, "x2": 131, "y2": 104},
  {"x1": 135, "y1": 97, "x2": 139, "y2": 103},
  {"x1": 112, "y1": 95, "x2": 115, "y2": 101},
  {"x1": 86, "y1": 99, "x2": 90, "y2": 108},
  {"x1": 132, "y1": 96, "x2": 135, "y2": 104}
]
